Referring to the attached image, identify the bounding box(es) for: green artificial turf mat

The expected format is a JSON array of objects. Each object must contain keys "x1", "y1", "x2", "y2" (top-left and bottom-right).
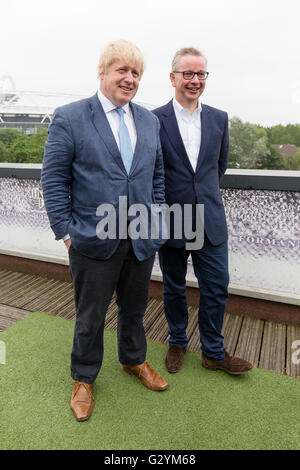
[{"x1": 0, "y1": 311, "x2": 300, "y2": 450}]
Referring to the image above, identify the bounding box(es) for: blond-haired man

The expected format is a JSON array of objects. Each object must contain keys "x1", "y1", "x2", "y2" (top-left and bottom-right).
[{"x1": 41, "y1": 40, "x2": 168, "y2": 422}]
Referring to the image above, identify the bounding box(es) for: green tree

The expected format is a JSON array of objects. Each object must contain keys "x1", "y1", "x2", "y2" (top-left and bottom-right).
[
  {"x1": 0, "y1": 127, "x2": 48, "y2": 163},
  {"x1": 0, "y1": 129, "x2": 23, "y2": 148},
  {"x1": 28, "y1": 127, "x2": 48, "y2": 163},
  {"x1": 256, "y1": 142, "x2": 285, "y2": 170},
  {"x1": 30, "y1": 127, "x2": 48, "y2": 146},
  {"x1": 9, "y1": 133, "x2": 31, "y2": 163},
  {"x1": 290, "y1": 149, "x2": 300, "y2": 170},
  {"x1": 229, "y1": 117, "x2": 255, "y2": 168},
  {"x1": 255, "y1": 125, "x2": 268, "y2": 140},
  {"x1": 0, "y1": 141, "x2": 9, "y2": 162},
  {"x1": 267, "y1": 124, "x2": 300, "y2": 146},
  {"x1": 229, "y1": 117, "x2": 271, "y2": 168},
  {"x1": 267, "y1": 125, "x2": 286, "y2": 144}
]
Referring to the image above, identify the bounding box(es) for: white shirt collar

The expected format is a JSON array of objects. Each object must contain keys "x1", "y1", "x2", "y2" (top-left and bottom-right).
[
  {"x1": 173, "y1": 97, "x2": 202, "y2": 117},
  {"x1": 97, "y1": 89, "x2": 131, "y2": 115}
]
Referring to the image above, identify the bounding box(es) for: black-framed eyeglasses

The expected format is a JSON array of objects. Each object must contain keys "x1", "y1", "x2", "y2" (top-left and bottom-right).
[{"x1": 173, "y1": 70, "x2": 209, "y2": 80}]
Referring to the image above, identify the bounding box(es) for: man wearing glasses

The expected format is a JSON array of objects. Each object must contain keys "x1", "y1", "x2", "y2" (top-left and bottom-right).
[{"x1": 153, "y1": 47, "x2": 253, "y2": 375}]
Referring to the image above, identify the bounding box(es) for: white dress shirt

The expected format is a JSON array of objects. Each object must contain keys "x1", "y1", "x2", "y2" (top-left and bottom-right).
[
  {"x1": 63, "y1": 91, "x2": 137, "y2": 242},
  {"x1": 172, "y1": 98, "x2": 202, "y2": 172},
  {"x1": 97, "y1": 89, "x2": 137, "y2": 152}
]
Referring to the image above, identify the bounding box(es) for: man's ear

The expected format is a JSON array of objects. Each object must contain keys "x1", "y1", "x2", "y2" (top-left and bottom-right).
[
  {"x1": 170, "y1": 72, "x2": 176, "y2": 88},
  {"x1": 98, "y1": 67, "x2": 104, "y2": 81}
]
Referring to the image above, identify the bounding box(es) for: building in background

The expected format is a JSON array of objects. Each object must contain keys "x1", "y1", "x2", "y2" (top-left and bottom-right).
[
  {"x1": 0, "y1": 75, "x2": 84, "y2": 135},
  {"x1": 0, "y1": 75, "x2": 154, "y2": 135}
]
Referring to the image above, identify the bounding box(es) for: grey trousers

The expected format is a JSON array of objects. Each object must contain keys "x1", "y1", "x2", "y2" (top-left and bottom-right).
[{"x1": 69, "y1": 239, "x2": 155, "y2": 384}]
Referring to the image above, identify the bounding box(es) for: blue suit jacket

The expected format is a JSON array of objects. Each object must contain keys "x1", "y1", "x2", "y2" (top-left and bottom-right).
[
  {"x1": 152, "y1": 100, "x2": 229, "y2": 247},
  {"x1": 41, "y1": 93, "x2": 165, "y2": 261}
]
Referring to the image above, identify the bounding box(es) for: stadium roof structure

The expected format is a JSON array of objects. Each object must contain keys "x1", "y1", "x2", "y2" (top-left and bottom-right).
[
  {"x1": 0, "y1": 75, "x2": 86, "y2": 123},
  {"x1": 0, "y1": 74, "x2": 154, "y2": 126}
]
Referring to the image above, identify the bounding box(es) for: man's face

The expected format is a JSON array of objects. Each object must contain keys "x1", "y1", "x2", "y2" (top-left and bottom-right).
[
  {"x1": 99, "y1": 59, "x2": 141, "y2": 107},
  {"x1": 170, "y1": 54, "x2": 207, "y2": 108}
]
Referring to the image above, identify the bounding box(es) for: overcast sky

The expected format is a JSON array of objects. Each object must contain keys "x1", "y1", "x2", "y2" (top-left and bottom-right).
[{"x1": 1, "y1": 0, "x2": 299, "y2": 126}]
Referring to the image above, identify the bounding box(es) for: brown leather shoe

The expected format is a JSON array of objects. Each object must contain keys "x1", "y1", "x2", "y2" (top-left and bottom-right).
[
  {"x1": 70, "y1": 381, "x2": 94, "y2": 421},
  {"x1": 202, "y1": 351, "x2": 253, "y2": 375},
  {"x1": 123, "y1": 361, "x2": 168, "y2": 391},
  {"x1": 165, "y1": 345, "x2": 186, "y2": 373}
]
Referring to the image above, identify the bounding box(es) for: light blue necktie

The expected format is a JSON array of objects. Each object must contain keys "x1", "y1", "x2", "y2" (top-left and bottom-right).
[{"x1": 115, "y1": 107, "x2": 134, "y2": 174}]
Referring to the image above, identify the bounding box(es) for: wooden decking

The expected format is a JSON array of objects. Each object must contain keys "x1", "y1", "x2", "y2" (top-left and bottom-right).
[{"x1": 0, "y1": 268, "x2": 300, "y2": 377}]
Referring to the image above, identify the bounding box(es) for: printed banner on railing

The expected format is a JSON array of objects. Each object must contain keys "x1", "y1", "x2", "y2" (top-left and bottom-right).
[{"x1": 0, "y1": 177, "x2": 299, "y2": 296}]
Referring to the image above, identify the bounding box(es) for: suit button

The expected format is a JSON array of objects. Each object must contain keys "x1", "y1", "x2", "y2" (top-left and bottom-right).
[{"x1": 128, "y1": 177, "x2": 131, "y2": 182}]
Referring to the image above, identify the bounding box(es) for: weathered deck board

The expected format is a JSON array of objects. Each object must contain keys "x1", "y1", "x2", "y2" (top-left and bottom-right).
[
  {"x1": 104, "y1": 304, "x2": 119, "y2": 330},
  {"x1": 259, "y1": 322, "x2": 286, "y2": 374},
  {"x1": 0, "y1": 303, "x2": 31, "y2": 332},
  {"x1": 23, "y1": 281, "x2": 72, "y2": 312},
  {"x1": 1, "y1": 270, "x2": 300, "y2": 377},
  {"x1": 234, "y1": 316, "x2": 265, "y2": 366},
  {"x1": 1, "y1": 273, "x2": 36, "y2": 300},
  {"x1": 55, "y1": 300, "x2": 76, "y2": 319},
  {"x1": 145, "y1": 301, "x2": 169, "y2": 343},
  {"x1": 2, "y1": 276, "x2": 49, "y2": 306},
  {"x1": 0, "y1": 269, "x2": 11, "y2": 280},
  {"x1": 187, "y1": 312, "x2": 202, "y2": 352},
  {"x1": 13, "y1": 278, "x2": 64, "y2": 309},
  {"x1": 143, "y1": 298, "x2": 165, "y2": 334},
  {"x1": 0, "y1": 270, "x2": 27, "y2": 286},
  {"x1": 144, "y1": 299, "x2": 166, "y2": 338},
  {"x1": 186, "y1": 306, "x2": 199, "y2": 340},
  {"x1": 221, "y1": 312, "x2": 243, "y2": 355}
]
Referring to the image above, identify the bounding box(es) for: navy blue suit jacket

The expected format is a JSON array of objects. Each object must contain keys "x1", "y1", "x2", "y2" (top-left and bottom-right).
[
  {"x1": 41, "y1": 93, "x2": 165, "y2": 261},
  {"x1": 152, "y1": 100, "x2": 229, "y2": 247}
]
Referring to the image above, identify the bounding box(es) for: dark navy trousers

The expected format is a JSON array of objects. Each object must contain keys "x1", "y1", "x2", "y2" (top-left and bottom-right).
[{"x1": 159, "y1": 234, "x2": 229, "y2": 360}]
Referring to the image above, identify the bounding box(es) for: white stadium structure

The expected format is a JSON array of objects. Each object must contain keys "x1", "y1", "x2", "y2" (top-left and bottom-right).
[{"x1": 0, "y1": 75, "x2": 154, "y2": 135}]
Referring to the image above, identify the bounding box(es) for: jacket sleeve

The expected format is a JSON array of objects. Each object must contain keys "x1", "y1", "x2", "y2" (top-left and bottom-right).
[
  {"x1": 41, "y1": 107, "x2": 74, "y2": 240},
  {"x1": 218, "y1": 112, "x2": 229, "y2": 181},
  {"x1": 152, "y1": 116, "x2": 165, "y2": 204}
]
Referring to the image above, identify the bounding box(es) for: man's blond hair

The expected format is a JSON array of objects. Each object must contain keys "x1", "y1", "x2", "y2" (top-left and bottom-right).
[
  {"x1": 97, "y1": 40, "x2": 146, "y2": 77},
  {"x1": 172, "y1": 47, "x2": 207, "y2": 71}
]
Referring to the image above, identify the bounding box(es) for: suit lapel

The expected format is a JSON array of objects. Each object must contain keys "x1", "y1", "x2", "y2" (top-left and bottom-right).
[
  {"x1": 162, "y1": 101, "x2": 194, "y2": 175},
  {"x1": 195, "y1": 105, "x2": 211, "y2": 173},
  {"x1": 89, "y1": 94, "x2": 126, "y2": 174},
  {"x1": 129, "y1": 103, "x2": 144, "y2": 176}
]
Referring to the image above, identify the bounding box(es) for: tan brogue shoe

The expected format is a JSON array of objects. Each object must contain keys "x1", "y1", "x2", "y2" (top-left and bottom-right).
[
  {"x1": 70, "y1": 381, "x2": 94, "y2": 422},
  {"x1": 202, "y1": 351, "x2": 253, "y2": 375},
  {"x1": 123, "y1": 361, "x2": 168, "y2": 391}
]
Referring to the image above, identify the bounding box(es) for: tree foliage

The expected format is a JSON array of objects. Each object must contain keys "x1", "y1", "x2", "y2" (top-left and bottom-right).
[
  {"x1": 266, "y1": 124, "x2": 300, "y2": 147},
  {"x1": 0, "y1": 127, "x2": 48, "y2": 163},
  {"x1": 0, "y1": 119, "x2": 299, "y2": 170},
  {"x1": 290, "y1": 149, "x2": 300, "y2": 170},
  {"x1": 228, "y1": 118, "x2": 293, "y2": 170}
]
